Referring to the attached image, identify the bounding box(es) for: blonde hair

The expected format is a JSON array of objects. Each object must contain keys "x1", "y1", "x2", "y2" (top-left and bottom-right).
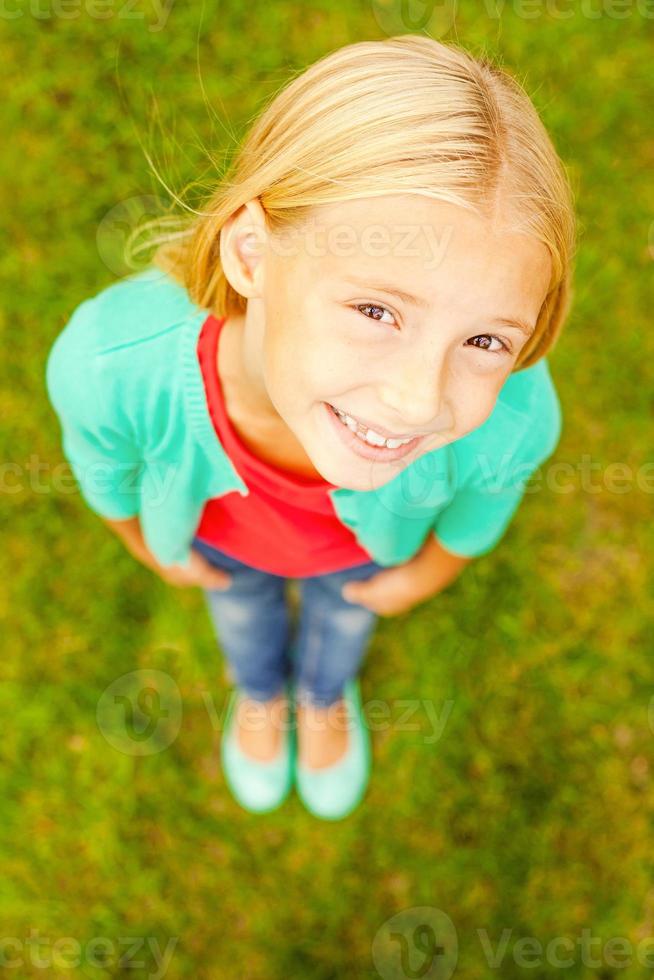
[{"x1": 145, "y1": 35, "x2": 577, "y2": 371}]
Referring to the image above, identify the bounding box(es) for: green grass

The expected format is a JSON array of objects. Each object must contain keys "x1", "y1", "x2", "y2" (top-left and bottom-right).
[{"x1": 2, "y1": 1, "x2": 654, "y2": 977}]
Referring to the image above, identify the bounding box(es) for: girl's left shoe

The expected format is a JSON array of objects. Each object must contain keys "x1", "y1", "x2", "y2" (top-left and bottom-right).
[{"x1": 294, "y1": 677, "x2": 371, "y2": 821}]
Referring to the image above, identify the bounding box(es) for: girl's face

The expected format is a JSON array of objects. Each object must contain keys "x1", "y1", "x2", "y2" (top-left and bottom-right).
[{"x1": 241, "y1": 193, "x2": 552, "y2": 492}]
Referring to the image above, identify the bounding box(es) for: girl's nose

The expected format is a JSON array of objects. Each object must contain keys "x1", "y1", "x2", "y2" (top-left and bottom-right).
[{"x1": 377, "y1": 347, "x2": 451, "y2": 433}]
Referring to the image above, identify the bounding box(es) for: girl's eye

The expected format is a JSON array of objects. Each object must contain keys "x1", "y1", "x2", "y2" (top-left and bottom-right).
[
  {"x1": 466, "y1": 334, "x2": 510, "y2": 355},
  {"x1": 355, "y1": 304, "x2": 511, "y2": 355},
  {"x1": 355, "y1": 303, "x2": 397, "y2": 326}
]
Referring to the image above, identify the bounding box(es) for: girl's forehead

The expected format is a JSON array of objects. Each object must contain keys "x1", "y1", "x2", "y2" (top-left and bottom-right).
[
  {"x1": 282, "y1": 196, "x2": 551, "y2": 306},
  {"x1": 302, "y1": 193, "x2": 496, "y2": 228},
  {"x1": 292, "y1": 193, "x2": 541, "y2": 260}
]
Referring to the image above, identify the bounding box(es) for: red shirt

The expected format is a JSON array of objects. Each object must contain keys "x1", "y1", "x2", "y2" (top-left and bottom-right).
[{"x1": 194, "y1": 313, "x2": 374, "y2": 576}]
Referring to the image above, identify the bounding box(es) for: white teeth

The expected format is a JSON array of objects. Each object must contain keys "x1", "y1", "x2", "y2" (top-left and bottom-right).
[
  {"x1": 363, "y1": 429, "x2": 386, "y2": 447},
  {"x1": 331, "y1": 405, "x2": 413, "y2": 449}
]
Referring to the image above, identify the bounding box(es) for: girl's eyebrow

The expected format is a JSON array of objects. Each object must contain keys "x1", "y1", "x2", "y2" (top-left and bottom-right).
[
  {"x1": 341, "y1": 276, "x2": 536, "y2": 336},
  {"x1": 342, "y1": 276, "x2": 430, "y2": 310},
  {"x1": 491, "y1": 317, "x2": 536, "y2": 337}
]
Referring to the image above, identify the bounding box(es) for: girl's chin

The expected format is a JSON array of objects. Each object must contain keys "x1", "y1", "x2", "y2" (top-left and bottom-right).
[{"x1": 313, "y1": 448, "x2": 409, "y2": 493}]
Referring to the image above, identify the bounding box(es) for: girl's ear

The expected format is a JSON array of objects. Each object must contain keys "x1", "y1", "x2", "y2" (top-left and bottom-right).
[{"x1": 219, "y1": 198, "x2": 268, "y2": 300}]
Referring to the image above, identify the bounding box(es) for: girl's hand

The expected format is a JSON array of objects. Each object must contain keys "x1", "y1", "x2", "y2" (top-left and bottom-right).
[
  {"x1": 340, "y1": 536, "x2": 472, "y2": 618},
  {"x1": 340, "y1": 560, "x2": 435, "y2": 618},
  {"x1": 155, "y1": 549, "x2": 232, "y2": 590}
]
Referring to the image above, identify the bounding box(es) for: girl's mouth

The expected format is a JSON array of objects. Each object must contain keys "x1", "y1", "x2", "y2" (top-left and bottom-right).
[{"x1": 323, "y1": 402, "x2": 425, "y2": 462}]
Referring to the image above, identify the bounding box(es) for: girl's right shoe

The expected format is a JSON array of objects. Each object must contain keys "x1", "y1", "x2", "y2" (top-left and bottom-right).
[{"x1": 220, "y1": 683, "x2": 296, "y2": 814}]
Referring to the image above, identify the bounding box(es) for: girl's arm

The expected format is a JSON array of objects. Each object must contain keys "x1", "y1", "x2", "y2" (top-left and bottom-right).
[
  {"x1": 101, "y1": 516, "x2": 160, "y2": 572},
  {"x1": 411, "y1": 532, "x2": 473, "y2": 595},
  {"x1": 101, "y1": 516, "x2": 232, "y2": 591}
]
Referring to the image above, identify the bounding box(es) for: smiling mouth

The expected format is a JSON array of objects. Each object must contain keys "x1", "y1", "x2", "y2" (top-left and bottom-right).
[
  {"x1": 324, "y1": 402, "x2": 429, "y2": 466},
  {"x1": 328, "y1": 404, "x2": 417, "y2": 449}
]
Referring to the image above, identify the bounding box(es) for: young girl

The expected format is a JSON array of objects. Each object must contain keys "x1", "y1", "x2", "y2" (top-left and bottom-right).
[{"x1": 45, "y1": 35, "x2": 576, "y2": 821}]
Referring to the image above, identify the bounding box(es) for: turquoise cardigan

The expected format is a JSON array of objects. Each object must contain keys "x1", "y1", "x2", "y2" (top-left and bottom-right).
[{"x1": 45, "y1": 268, "x2": 563, "y2": 570}]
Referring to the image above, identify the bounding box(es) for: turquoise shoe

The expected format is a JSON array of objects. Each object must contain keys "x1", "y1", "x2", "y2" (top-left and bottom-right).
[
  {"x1": 220, "y1": 682, "x2": 296, "y2": 814},
  {"x1": 294, "y1": 677, "x2": 371, "y2": 821}
]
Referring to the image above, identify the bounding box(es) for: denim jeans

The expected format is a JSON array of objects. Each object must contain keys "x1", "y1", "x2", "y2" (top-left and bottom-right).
[{"x1": 191, "y1": 535, "x2": 386, "y2": 708}]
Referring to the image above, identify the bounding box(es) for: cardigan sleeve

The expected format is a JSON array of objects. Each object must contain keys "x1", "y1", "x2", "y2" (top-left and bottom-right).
[
  {"x1": 45, "y1": 301, "x2": 143, "y2": 521},
  {"x1": 432, "y1": 397, "x2": 563, "y2": 560}
]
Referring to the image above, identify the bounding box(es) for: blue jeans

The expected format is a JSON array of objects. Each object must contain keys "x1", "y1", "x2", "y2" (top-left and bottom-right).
[{"x1": 191, "y1": 535, "x2": 386, "y2": 708}]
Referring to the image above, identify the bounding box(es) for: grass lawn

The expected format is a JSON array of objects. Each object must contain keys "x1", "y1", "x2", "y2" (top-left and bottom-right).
[{"x1": 2, "y1": 1, "x2": 654, "y2": 977}]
